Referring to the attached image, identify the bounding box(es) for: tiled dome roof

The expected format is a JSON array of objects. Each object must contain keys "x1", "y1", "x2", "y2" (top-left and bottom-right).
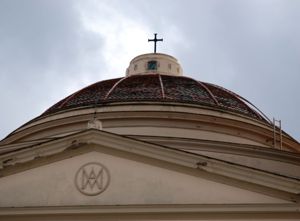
[{"x1": 42, "y1": 74, "x2": 268, "y2": 122}]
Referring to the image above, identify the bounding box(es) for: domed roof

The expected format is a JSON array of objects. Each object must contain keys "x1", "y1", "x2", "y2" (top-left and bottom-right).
[
  {"x1": 42, "y1": 74, "x2": 268, "y2": 123},
  {"x1": 4, "y1": 52, "x2": 299, "y2": 153}
]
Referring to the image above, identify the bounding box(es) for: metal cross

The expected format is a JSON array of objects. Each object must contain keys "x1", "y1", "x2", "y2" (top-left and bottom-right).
[{"x1": 148, "y1": 33, "x2": 163, "y2": 53}]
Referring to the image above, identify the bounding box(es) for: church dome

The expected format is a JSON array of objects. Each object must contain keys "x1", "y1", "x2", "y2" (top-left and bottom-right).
[
  {"x1": 42, "y1": 53, "x2": 268, "y2": 123},
  {"x1": 1, "y1": 43, "x2": 300, "y2": 217},
  {"x1": 2, "y1": 52, "x2": 299, "y2": 153},
  {"x1": 43, "y1": 74, "x2": 267, "y2": 123}
]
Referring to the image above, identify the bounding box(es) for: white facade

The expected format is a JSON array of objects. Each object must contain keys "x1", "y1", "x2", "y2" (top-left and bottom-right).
[{"x1": 0, "y1": 53, "x2": 299, "y2": 220}]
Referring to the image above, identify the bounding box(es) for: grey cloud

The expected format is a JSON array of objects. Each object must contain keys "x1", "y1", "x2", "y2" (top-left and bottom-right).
[
  {"x1": 0, "y1": 0, "x2": 299, "y2": 141},
  {"x1": 129, "y1": 0, "x2": 300, "y2": 140},
  {"x1": 0, "y1": 0, "x2": 105, "y2": 139}
]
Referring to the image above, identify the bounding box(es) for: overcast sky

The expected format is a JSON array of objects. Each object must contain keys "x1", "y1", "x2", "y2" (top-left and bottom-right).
[{"x1": 0, "y1": 0, "x2": 299, "y2": 141}]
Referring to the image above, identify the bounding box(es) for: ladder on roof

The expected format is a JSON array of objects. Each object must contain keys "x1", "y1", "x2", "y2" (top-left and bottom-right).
[{"x1": 273, "y1": 118, "x2": 283, "y2": 149}]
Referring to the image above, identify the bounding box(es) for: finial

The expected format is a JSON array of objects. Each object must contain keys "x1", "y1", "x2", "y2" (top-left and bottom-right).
[{"x1": 148, "y1": 33, "x2": 163, "y2": 53}]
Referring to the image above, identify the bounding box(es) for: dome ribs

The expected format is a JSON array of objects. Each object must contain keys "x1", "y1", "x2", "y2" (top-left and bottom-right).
[
  {"x1": 196, "y1": 80, "x2": 220, "y2": 106},
  {"x1": 62, "y1": 78, "x2": 120, "y2": 109},
  {"x1": 42, "y1": 95, "x2": 72, "y2": 114},
  {"x1": 104, "y1": 77, "x2": 127, "y2": 100},
  {"x1": 106, "y1": 74, "x2": 162, "y2": 101},
  {"x1": 158, "y1": 74, "x2": 166, "y2": 99},
  {"x1": 43, "y1": 78, "x2": 120, "y2": 115},
  {"x1": 41, "y1": 74, "x2": 269, "y2": 123},
  {"x1": 204, "y1": 83, "x2": 264, "y2": 121},
  {"x1": 179, "y1": 76, "x2": 220, "y2": 106},
  {"x1": 161, "y1": 75, "x2": 216, "y2": 105},
  {"x1": 234, "y1": 94, "x2": 272, "y2": 123}
]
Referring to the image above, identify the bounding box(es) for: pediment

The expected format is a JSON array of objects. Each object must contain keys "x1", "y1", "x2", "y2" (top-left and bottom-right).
[{"x1": 0, "y1": 129, "x2": 299, "y2": 207}]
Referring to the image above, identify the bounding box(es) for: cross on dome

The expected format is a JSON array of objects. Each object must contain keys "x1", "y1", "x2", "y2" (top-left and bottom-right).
[{"x1": 148, "y1": 33, "x2": 163, "y2": 53}]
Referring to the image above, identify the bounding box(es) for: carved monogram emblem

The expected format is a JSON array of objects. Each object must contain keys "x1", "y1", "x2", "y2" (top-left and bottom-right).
[{"x1": 75, "y1": 162, "x2": 110, "y2": 196}]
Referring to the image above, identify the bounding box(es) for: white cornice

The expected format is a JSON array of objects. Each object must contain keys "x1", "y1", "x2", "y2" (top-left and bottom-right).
[
  {"x1": 0, "y1": 204, "x2": 299, "y2": 217},
  {"x1": 0, "y1": 129, "x2": 299, "y2": 199},
  {"x1": 130, "y1": 135, "x2": 300, "y2": 165},
  {"x1": 12, "y1": 103, "x2": 272, "y2": 133},
  {"x1": 2, "y1": 103, "x2": 298, "y2": 152}
]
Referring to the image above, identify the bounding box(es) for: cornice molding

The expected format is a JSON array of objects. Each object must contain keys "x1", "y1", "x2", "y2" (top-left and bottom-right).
[
  {"x1": 0, "y1": 129, "x2": 299, "y2": 200},
  {"x1": 129, "y1": 135, "x2": 300, "y2": 165},
  {"x1": 0, "y1": 204, "x2": 299, "y2": 217}
]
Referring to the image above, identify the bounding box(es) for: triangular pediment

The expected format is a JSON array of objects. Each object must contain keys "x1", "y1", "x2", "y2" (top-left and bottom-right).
[{"x1": 0, "y1": 129, "x2": 299, "y2": 207}]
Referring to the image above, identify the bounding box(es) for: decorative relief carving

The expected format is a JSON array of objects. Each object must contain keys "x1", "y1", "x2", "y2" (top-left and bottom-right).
[{"x1": 75, "y1": 162, "x2": 110, "y2": 196}]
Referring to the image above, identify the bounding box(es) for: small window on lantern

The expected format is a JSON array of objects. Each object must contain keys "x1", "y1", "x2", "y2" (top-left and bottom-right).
[{"x1": 147, "y1": 60, "x2": 157, "y2": 70}]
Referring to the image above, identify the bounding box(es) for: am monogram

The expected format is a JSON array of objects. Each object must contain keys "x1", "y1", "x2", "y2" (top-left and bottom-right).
[{"x1": 75, "y1": 162, "x2": 110, "y2": 196}]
